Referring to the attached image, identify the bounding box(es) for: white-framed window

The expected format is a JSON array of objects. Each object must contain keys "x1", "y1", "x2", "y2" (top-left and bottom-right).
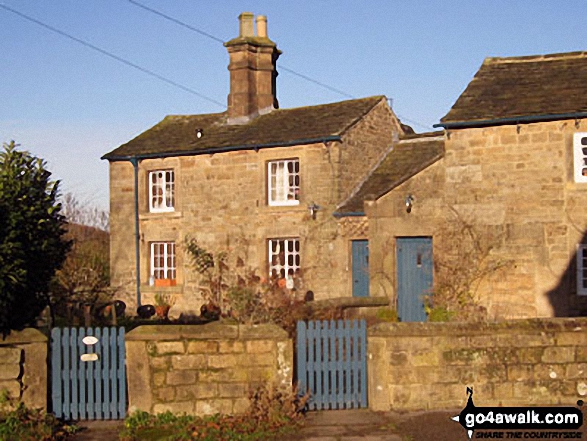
[
  {"x1": 149, "y1": 170, "x2": 175, "y2": 212},
  {"x1": 578, "y1": 244, "x2": 587, "y2": 295},
  {"x1": 151, "y1": 242, "x2": 176, "y2": 280},
  {"x1": 268, "y1": 159, "x2": 300, "y2": 206},
  {"x1": 268, "y1": 238, "x2": 300, "y2": 279},
  {"x1": 573, "y1": 133, "x2": 587, "y2": 183}
]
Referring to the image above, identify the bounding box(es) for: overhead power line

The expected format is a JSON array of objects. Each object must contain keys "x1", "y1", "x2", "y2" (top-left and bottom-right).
[
  {"x1": 128, "y1": 0, "x2": 355, "y2": 100},
  {"x1": 0, "y1": 2, "x2": 225, "y2": 108},
  {"x1": 126, "y1": 0, "x2": 432, "y2": 130},
  {"x1": 128, "y1": 0, "x2": 224, "y2": 44}
]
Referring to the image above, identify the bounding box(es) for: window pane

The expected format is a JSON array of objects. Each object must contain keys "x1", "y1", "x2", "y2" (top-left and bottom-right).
[{"x1": 149, "y1": 170, "x2": 175, "y2": 212}]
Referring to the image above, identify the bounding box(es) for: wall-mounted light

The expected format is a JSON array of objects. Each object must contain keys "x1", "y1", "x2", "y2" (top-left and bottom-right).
[
  {"x1": 308, "y1": 202, "x2": 321, "y2": 219},
  {"x1": 196, "y1": 128, "x2": 204, "y2": 139},
  {"x1": 405, "y1": 194, "x2": 414, "y2": 213}
]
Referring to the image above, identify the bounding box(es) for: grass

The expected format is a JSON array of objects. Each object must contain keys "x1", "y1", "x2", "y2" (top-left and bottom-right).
[{"x1": 119, "y1": 411, "x2": 302, "y2": 441}]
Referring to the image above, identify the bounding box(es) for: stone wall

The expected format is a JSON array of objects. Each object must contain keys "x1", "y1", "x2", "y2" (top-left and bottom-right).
[
  {"x1": 368, "y1": 318, "x2": 587, "y2": 411},
  {"x1": 0, "y1": 329, "x2": 47, "y2": 409},
  {"x1": 109, "y1": 99, "x2": 399, "y2": 315},
  {"x1": 125, "y1": 322, "x2": 293, "y2": 416},
  {"x1": 368, "y1": 118, "x2": 587, "y2": 318}
]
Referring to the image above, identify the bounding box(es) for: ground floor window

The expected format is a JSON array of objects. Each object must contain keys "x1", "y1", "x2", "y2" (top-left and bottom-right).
[
  {"x1": 578, "y1": 244, "x2": 587, "y2": 295},
  {"x1": 268, "y1": 238, "x2": 300, "y2": 279},
  {"x1": 151, "y1": 242, "x2": 176, "y2": 280}
]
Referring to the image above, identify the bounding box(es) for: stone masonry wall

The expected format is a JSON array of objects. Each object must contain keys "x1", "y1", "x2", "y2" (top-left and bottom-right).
[
  {"x1": 368, "y1": 318, "x2": 587, "y2": 411},
  {"x1": 368, "y1": 118, "x2": 587, "y2": 318},
  {"x1": 125, "y1": 322, "x2": 293, "y2": 416},
  {"x1": 109, "y1": 99, "x2": 399, "y2": 315},
  {"x1": 337, "y1": 98, "x2": 401, "y2": 203},
  {"x1": 0, "y1": 329, "x2": 47, "y2": 409}
]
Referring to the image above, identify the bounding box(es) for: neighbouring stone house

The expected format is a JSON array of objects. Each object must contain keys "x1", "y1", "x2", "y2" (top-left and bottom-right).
[
  {"x1": 341, "y1": 51, "x2": 587, "y2": 321},
  {"x1": 102, "y1": 12, "x2": 409, "y2": 314}
]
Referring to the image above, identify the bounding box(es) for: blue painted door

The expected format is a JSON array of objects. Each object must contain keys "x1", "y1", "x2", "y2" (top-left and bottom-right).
[
  {"x1": 396, "y1": 237, "x2": 433, "y2": 322},
  {"x1": 352, "y1": 240, "x2": 369, "y2": 297}
]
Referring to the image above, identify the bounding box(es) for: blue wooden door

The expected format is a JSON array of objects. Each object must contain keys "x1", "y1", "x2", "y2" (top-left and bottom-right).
[
  {"x1": 352, "y1": 240, "x2": 369, "y2": 297},
  {"x1": 396, "y1": 237, "x2": 433, "y2": 322}
]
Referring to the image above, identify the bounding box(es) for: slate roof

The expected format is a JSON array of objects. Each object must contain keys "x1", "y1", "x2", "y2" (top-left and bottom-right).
[
  {"x1": 103, "y1": 96, "x2": 388, "y2": 160},
  {"x1": 438, "y1": 51, "x2": 587, "y2": 128},
  {"x1": 336, "y1": 133, "x2": 444, "y2": 214}
]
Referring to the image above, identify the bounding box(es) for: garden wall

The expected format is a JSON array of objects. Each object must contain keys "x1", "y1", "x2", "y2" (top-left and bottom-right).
[
  {"x1": 368, "y1": 318, "x2": 587, "y2": 411},
  {"x1": 0, "y1": 328, "x2": 47, "y2": 409},
  {"x1": 125, "y1": 322, "x2": 293, "y2": 416}
]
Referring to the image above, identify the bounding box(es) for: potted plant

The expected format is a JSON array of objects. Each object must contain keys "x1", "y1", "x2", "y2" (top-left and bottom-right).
[{"x1": 154, "y1": 293, "x2": 176, "y2": 319}]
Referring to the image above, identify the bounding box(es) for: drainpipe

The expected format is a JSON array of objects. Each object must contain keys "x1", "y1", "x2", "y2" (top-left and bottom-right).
[{"x1": 129, "y1": 157, "x2": 142, "y2": 307}]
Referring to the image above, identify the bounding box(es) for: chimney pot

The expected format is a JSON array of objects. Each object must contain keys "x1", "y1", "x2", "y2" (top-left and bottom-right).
[
  {"x1": 256, "y1": 15, "x2": 268, "y2": 38},
  {"x1": 239, "y1": 12, "x2": 254, "y2": 37}
]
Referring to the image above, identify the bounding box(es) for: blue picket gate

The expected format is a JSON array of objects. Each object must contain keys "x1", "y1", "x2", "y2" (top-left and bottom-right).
[
  {"x1": 51, "y1": 327, "x2": 127, "y2": 420},
  {"x1": 296, "y1": 319, "x2": 368, "y2": 410}
]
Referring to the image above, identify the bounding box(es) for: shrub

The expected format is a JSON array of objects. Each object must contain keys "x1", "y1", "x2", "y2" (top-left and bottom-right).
[
  {"x1": 0, "y1": 391, "x2": 78, "y2": 440},
  {"x1": 0, "y1": 142, "x2": 70, "y2": 335},
  {"x1": 120, "y1": 384, "x2": 308, "y2": 441},
  {"x1": 376, "y1": 307, "x2": 399, "y2": 322}
]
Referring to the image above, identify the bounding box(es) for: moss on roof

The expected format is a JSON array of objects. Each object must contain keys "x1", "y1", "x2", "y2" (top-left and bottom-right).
[
  {"x1": 102, "y1": 96, "x2": 385, "y2": 160},
  {"x1": 440, "y1": 51, "x2": 587, "y2": 127},
  {"x1": 337, "y1": 133, "x2": 445, "y2": 213}
]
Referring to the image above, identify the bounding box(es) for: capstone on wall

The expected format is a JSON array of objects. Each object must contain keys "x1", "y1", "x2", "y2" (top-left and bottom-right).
[{"x1": 368, "y1": 118, "x2": 587, "y2": 319}]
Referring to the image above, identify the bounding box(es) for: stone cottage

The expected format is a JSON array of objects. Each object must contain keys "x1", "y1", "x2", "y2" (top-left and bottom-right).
[
  {"x1": 102, "y1": 12, "x2": 409, "y2": 313},
  {"x1": 342, "y1": 51, "x2": 587, "y2": 320}
]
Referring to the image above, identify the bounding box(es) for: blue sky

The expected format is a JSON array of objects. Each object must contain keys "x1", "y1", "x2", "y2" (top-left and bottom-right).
[{"x1": 1, "y1": 1, "x2": 585, "y2": 212}]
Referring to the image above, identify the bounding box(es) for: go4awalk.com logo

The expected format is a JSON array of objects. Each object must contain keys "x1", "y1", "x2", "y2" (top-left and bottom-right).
[{"x1": 452, "y1": 388, "x2": 584, "y2": 440}]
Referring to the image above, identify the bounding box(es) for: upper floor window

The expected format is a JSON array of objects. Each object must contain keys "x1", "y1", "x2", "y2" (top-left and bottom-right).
[
  {"x1": 578, "y1": 244, "x2": 587, "y2": 296},
  {"x1": 149, "y1": 170, "x2": 175, "y2": 212},
  {"x1": 268, "y1": 238, "x2": 300, "y2": 279},
  {"x1": 151, "y1": 241, "x2": 176, "y2": 281},
  {"x1": 573, "y1": 133, "x2": 587, "y2": 183},
  {"x1": 268, "y1": 159, "x2": 300, "y2": 206}
]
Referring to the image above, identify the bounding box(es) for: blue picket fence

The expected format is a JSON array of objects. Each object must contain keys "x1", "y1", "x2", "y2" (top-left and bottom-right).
[
  {"x1": 296, "y1": 319, "x2": 368, "y2": 410},
  {"x1": 51, "y1": 327, "x2": 127, "y2": 420}
]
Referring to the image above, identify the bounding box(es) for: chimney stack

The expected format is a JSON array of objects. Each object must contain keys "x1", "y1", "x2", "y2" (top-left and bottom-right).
[{"x1": 225, "y1": 12, "x2": 281, "y2": 124}]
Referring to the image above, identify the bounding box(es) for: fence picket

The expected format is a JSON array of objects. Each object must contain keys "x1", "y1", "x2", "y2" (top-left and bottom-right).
[
  {"x1": 358, "y1": 320, "x2": 367, "y2": 408},
  {"x1": 110, "y1": 327, "x2": 117, "y2": 419},
  {"x1": 344, "y1": 321, "x2": 352, "y2": 408},
  {"x1": 118, "y1": 327, "x2": 127, "y2": 418},
  {"x1": 307, "y1": 321, "x2": 315, "y2": 408},
  {"x1": 336, "y1": 320, "x2": 344, "y2": 408},
  {"x1": 51, "y1": 328, "x2": 63, "y2": 418},
  {"x1": 79, "y1": 328, "x2": 87, "y2": 420},
  {"x1": 94, "y1": 328, "x2": 103, "y2": 420},
  {"x1": 86, "y1": 328, "x2": 95, "y2": 419}
]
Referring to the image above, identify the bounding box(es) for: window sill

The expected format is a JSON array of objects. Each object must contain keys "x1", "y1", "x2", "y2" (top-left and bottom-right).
[
  {"x1": 141, "y1": 285, "x2": 183, "y2": 294},
  {"x1": 140, "y1": 211, "x2": 182, "y2": 220},
  {"x1": 263, "y1": 204, "x2": 307, "y2": 213}
]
